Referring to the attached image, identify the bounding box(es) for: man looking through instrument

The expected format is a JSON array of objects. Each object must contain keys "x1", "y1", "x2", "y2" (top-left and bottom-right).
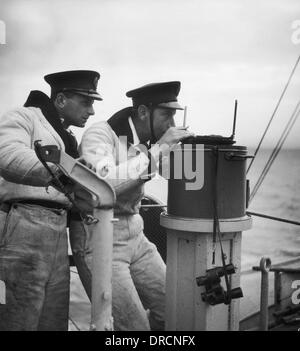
[{"x1": 72, "y1": 81, "x2": 193, "y2": 330}]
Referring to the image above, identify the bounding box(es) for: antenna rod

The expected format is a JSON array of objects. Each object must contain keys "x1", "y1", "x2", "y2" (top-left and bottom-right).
[
  {"x1": 231, "y1": 100, "x2": 238, "y2": 139},
  {"x1": 183, "y1": 106, "x2": 187, "y2": 128}
]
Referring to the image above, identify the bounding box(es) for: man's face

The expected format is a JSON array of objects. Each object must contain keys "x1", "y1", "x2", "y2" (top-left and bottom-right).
[
  {"x1": 62, "y1": 94, "x2": 95, "y2": 127},
  {"x1": 152, "y1": 107, "x2": 176, "y2": 141}
]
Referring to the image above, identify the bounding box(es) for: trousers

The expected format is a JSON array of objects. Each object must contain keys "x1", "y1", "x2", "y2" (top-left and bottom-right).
[
  {"x1": 0, "y1": 203, "x2": 69, "y2": 331},
  {"x1": 69, "y1": 213, "x2": 166, "y2": 331}
]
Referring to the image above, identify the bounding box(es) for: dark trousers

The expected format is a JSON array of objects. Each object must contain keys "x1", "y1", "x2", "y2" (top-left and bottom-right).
[{"x1": 0, "y1": 203, "x2": 69, "y2": 331}]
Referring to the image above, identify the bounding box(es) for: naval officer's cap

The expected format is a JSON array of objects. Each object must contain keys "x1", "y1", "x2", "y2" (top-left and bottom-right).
[
  {"x1": 44, "y1": 70, "x2": 102, "y2": 100},
  {"x1": 126, "y1": 81, "x2": 183, "y2": 110}
]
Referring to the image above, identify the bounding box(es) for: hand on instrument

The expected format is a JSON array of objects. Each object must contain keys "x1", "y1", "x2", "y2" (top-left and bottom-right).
[{"x1": 157, "y1": 126, "x2": 194, "y2": 147}]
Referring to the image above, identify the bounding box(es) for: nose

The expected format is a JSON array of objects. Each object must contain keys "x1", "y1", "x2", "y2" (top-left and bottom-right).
[
  {"x1": 169, "y1": 117, "x2": 175, "y2": 128},
  {"x1": 88, "y1": 105, "x2": 95, "y2": 116}
]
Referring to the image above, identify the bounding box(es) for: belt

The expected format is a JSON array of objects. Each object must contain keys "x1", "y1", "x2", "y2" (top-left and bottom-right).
[{"x1": 0, "y1": 200, "x2": 69, "y2": 214}]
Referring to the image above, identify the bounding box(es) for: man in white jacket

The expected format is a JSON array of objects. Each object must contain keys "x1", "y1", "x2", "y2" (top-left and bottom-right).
[
  {"x1": 0, "y1": 70, "x2": 102, "y2": 331},
  {"x1": 77, "y1": 81, "x2": 193, "y2": 330}
]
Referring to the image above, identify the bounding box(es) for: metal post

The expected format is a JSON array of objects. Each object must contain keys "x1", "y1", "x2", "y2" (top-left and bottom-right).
[
  {"x1": 161, "y1": 214, "x2": 252, "y2": 330},
  {"x1": 259, "y1": 257, "x2": 271, "y2": 331},
  {"x1": 91, "y1": 209, "x2": 115, "y2": 331},
  {"x1": 34, "y1": 145, "x2": 116, "y2": 331}
]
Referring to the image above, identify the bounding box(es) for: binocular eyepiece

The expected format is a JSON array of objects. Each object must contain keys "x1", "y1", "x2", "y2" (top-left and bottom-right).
[
  {"x1": 196, "y1": 264, "x2": 243, "y2": 306},
  {"x1": 196, "y1": 263, "x2": 236, "y2": 286}
]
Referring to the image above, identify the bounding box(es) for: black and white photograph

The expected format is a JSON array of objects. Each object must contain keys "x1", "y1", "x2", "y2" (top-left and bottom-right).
[{"x1": 0, "y1": 0, "x2": 299, "y2": 336}]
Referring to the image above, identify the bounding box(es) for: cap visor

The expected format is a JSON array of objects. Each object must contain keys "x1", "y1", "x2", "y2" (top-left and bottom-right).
[
  {"x1": 157, "y1": 101, "x2": 183, "y2": 110},
  {"x1": 75, "y1": 91, "x2": 103, "y2": 101}
]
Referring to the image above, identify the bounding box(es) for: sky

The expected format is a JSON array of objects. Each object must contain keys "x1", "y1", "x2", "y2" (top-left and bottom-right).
[{"x1": 0, "y1": 0, "x2": 300, "y2": 148}]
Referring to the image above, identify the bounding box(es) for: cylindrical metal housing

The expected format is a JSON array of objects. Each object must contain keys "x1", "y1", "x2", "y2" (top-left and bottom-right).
[{"x1": 167, "y1": 144, "x2": 248, "y2": 219}]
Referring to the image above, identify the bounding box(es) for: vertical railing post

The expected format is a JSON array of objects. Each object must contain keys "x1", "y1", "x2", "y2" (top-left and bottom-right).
[{"x1": 259, "y1": 257, "x2": 272, "y2": 331}]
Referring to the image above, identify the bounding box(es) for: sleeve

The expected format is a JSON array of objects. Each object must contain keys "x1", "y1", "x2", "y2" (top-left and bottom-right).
[
  {"x1": 80, "y1": 123, "x2": 159, "y2": 195},
  {"x1": 0, "y1": 109, "x2": 59, "y2": 186}
]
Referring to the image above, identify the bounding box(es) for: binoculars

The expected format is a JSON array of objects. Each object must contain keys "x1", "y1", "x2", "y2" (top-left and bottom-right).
[{"x1": 196, "y1": 264, "x2": 243, "y2": 306}]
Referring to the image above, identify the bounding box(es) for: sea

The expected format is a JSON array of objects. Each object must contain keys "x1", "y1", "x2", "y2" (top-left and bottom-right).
[{"x1": 69, "y1": 148, "x2": 300, "y2": 330}]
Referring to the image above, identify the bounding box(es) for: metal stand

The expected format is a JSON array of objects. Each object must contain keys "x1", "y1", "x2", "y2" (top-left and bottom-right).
[
  {"x1": 161, "y1": 213, "x2": 252, "y2": 331},
  {"x1": 36, "y1": 145, "x2": 116, "y2": 331}
]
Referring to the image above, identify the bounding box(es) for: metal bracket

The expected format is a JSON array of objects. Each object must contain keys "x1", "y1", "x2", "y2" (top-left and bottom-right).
[
  {"x1": 36, "y1": 144, "x2": 115, "y2": 209},
  {"x1": 224, "y1": 152, "x2": 254, "y2": 161}
]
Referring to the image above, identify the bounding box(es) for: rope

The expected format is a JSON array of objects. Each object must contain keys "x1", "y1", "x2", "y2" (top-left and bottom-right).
[
  {"x1": 249, "y1": 101, "x2": 300, "y2": 202},
  {"x1": 247, "y1": 211, "x2": 300, "y2": 226},
  {"x1": 212, "y1": 147, "x2": 219, "y2": 265},
  {"x1": 247, "y1": 55, "x2": 300, "y2": 174},
  {"x1": 211, "y1": 147, "x2": 232, "y2": 303},
  {"x1": 68, "y1": 316, "x2": 81, "y2": 331},
  {"x1": 140, "y1": 204, "x2": 167, "y2": 208}
]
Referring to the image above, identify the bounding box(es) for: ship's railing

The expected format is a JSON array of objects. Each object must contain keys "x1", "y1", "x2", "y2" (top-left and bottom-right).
[
  {"x1": 239, "y1": 257, "x2": 300, "y2": 331},
  {"x1": 68, "y1": 194, "x2": 300, "y2": 331}
]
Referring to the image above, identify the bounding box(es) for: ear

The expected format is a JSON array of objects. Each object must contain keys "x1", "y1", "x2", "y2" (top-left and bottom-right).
[
  {"x1": 137, "y1": 104, "x2": 150, "y2": 122},
  {"x1": 55, "y1": 92, "x2": 67, "y2": 108}
]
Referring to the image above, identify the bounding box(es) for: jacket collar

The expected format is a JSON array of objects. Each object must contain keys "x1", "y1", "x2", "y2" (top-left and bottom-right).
[
  {"x1": 24, "y1": 90, "x2": 79, "y2": 158},
  {"x1": 107, "y1": 107, "x2": 134, "y2": 145}
]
